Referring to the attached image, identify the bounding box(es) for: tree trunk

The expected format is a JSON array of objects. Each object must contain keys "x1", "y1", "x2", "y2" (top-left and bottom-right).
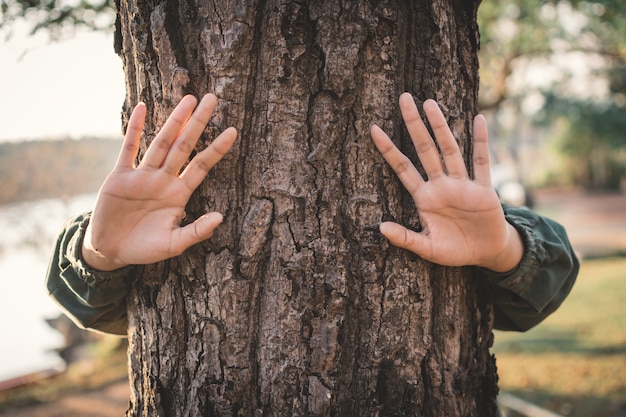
[{"x1": 115, "y1": 1, "x2": 498, "y2": 416}]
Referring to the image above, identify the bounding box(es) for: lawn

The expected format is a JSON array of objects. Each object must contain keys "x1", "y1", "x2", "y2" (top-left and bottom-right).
[{"x1": 493, "y1": 257, "x2": 626, "y2": 417}]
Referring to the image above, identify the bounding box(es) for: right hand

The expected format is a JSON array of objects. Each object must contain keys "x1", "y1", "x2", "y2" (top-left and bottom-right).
[
  {"x1": 82, "y1": 93, "x2": 237, "y2": 271},
  {"x1": 370, "y1": 93, "x2": 523, "y2": 272}
]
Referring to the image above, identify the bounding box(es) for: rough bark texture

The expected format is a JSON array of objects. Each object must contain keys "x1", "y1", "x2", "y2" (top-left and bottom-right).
[{"x1": 115, "y1": 1, "x2": 498, "y2": 416}]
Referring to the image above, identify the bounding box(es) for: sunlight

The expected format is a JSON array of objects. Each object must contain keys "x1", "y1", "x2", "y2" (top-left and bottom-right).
[{"x1": 0, "y1": 23, "x2": 125, "y2": 142}]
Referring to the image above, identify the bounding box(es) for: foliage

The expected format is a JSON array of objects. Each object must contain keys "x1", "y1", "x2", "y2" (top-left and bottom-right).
[
  {"x1": 0, "y1": 0, "x2": 115, "y2": 38},
  {"x1": 539, "y1": 95, "x2": 626, "y2": 152},
  {"x1": 478, "y1": 0, "x2": 626, "y2": 109},
  {"x1": 534, "y1": 79, "x2": 626, "y2": 189},
  {"x1": 478, "y1": 0, "x2": 626, "y2": 189},
  {"x1": 477, "y1": 0, "x2": 552, "y2": 109}
]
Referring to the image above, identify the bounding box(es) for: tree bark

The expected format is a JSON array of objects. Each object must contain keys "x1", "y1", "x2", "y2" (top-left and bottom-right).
[{"x1": 114, "y1": 1, "x2": 498, "y2": 416}]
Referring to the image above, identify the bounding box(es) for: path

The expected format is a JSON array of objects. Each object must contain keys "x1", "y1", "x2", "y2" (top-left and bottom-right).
[{"x1": 533, "y1": 189, "x2": 626, "y2": 259}]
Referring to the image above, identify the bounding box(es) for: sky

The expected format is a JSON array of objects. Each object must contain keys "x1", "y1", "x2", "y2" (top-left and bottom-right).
[
  {"x1": 0, "y1": 25, "x2": 126, "y2": 142},
  {"x1": 0, "y1": 18, "x2": 606, "y2": 144},
  {"x1": 0, "y1": 26, "x2": 125, "y2": 379}
]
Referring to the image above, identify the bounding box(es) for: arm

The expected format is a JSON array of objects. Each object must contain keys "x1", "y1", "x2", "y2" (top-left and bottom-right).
[
  {"x1": 46, "y1": 94, "x2": 237, "y2": 334},
  {"x1": 46, "y1": 213, "x2": 133, "y2": 335},
  {"x1": 481, "y1": 205, "x2": 579, "y2": 331},
  {"x1": 370, "y1": 93, "x2": 578, "y2": 331}
]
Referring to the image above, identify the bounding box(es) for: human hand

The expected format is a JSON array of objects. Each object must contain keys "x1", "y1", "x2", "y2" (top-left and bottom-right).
[
  {"x1": 82, "y1": 94, "x2": 237, "y2": 271},
  {"x1": 370, "y1": 93, "x2": 523, "y2": 272}
]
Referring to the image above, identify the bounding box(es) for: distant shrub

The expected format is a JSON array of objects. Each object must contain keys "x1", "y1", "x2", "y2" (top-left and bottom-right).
[{"x1": 0, "y1": 138, "x2": 119, "y2": 204}]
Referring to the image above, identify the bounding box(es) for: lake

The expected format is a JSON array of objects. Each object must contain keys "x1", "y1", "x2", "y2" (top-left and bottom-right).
[{"x1": 0, "y1": 194, "x2": 96, "y2": 381}]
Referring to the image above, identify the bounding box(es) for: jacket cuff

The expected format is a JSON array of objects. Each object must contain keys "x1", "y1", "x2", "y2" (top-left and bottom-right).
[
  {"x1": 65, "y1": 213, "x2": 135, "y2": 288},
  {"x1": 480, "y1": 207, "x2": 550, "y2": 312}
]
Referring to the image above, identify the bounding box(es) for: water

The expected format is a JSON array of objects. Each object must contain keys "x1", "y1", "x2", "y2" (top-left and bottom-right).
[{"x1": 0, "y1": 194, "x2": 96, "y2": 381}]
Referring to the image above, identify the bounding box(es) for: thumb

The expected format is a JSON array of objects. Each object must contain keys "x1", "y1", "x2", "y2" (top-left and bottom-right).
[
  {"x1": 379, "y1": 221, "x2": 427, "y2": 257},
  {"x1": 176, "y1": 212, "x2": 224, "y2": 252}
]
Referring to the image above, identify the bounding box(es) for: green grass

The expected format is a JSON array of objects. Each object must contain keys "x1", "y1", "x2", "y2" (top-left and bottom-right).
[{"x1": 493, "y1": 257, "x2": 626, "y2": 417}]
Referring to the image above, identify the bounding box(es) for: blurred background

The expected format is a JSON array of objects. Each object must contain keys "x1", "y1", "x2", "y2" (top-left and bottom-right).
[{"x1": 0, "y1": 1, "x2": 624, "y2": 416}]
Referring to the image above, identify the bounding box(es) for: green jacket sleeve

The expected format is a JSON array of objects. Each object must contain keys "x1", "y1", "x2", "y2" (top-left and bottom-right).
[
  {"x1": 480, "y1": 205, "x2": 579, "y2": 332},
  {"x1": 46, "y1": 212, "x2": 134, "y2": 336},
  {"x1": 48, "y1": 206, "x2": 578, "y2": 336}
]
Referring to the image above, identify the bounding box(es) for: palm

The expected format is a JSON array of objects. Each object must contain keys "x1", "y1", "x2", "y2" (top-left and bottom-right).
[
  {"x1": 92, "y1": 171, "x2": 192, "y2": 264},
  {"x1": 371, "y1": 94, "x2": 519, "y2": 271},
  {"x1": 411, "y1": 178, "x2": 506, "y2": 266},
  {"x1": 82, "y1": 94, "x2": 237, "y2": 271}
]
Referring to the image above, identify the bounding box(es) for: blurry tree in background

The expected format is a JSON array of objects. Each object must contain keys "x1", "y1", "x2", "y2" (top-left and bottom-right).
[
  {"x1": 0, "y1": 0, "x2": 115, "y2": 38},
  {"x1": 478, "y1": 0, "x2": 626, "y2": 190}
]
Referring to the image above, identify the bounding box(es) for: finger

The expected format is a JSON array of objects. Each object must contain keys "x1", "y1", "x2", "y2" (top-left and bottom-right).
[
  {"x1": 141, "y1": 95, "x2": 199, "y2": 170},
  {"x1": 180, "y1": 126, "x2": 237, "y2": 190},
  {"x1": 422, "y1": 99, "x2": 468, "y2": 179},
  {"x1": 172, "y1": 212, "x2": 224, "y2": 254},
  {"x1": 115, "y1": 102, "x2": 146, "y2": 170},
  {"x1": 370, "y1": 124, "x2": 424, "y2": 195},
  {"x1": 162, "y1": 94, "x2": 218, "y2": 175},
  {"x1": 472, "y1": 114, "x2": 492, "y2": 186},
  {"x1": 379, "y1": 221, "x2": 431, "y2": 259},
  {"x1": 398, "y1": 93, "x2": 445, "y2": 179}
]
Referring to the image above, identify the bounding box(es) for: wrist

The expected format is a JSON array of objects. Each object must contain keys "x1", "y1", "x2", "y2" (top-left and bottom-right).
[
  {"x1": 81, "y1": 227, "x2": 129, "y2": 272},
  {"x1": 478, "y1": 223, "x2": 524, "y2": 273}
]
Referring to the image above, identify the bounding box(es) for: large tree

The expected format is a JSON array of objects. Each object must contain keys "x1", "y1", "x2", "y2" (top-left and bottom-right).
[{"x1": 113, "y1": 1, "x2": 495, "y2": 416}]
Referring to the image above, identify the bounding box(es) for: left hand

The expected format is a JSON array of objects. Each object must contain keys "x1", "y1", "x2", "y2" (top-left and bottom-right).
[
  {"x1": 370, "y1": 93, "x2": 523, "y2": 272},
  {"x1": 82, "y1": 94, "x2": 237, "y2": 271}
]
